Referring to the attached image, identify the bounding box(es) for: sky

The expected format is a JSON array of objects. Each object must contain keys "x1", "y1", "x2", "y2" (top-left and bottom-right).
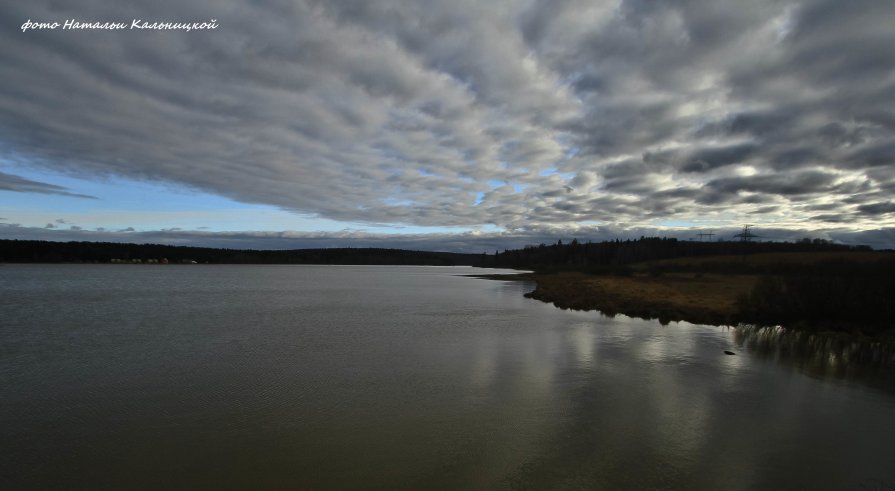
[{"x1": 2, "y1": 0, "x2": 895, "y2": 252}]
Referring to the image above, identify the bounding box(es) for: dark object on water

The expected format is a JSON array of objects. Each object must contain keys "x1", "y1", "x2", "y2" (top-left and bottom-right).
[{"x1": 724, "y1": 350, "x2": 736, "y2": 355}]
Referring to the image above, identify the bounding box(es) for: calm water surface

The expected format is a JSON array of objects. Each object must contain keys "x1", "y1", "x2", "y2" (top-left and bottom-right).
[{"x1": 1, "y1": 264, "x2": 893, "y2": 489}]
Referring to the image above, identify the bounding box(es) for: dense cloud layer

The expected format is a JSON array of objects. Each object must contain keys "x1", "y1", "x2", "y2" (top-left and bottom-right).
[{"x1": 2, "y1": 0, "x2": 894, "y2": 235}]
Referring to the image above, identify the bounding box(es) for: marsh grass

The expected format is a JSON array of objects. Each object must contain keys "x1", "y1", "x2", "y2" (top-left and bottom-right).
[
  {"x1": 733, "y1": 325, "x2": 895, "y2": 381},
  {"x1": 526, "y1": 252, "x2": 895, "y2": 338},
  {"x1": 525, "y1": 272, "x2": 757, "y2": 326}
]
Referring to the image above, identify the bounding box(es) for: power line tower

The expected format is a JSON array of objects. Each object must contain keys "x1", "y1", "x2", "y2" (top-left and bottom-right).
[
  {"x1": 733, "y1": 224, "x2": 758, "y2": 242},
  {"x1": 696, "y1": 230, "x2": 715, "y2": 241}
]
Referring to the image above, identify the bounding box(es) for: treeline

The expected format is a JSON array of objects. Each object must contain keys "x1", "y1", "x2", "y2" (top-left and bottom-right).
[
  {"x1": 0, "y1": 240, "x2": 484, "y2": 266},
  {"x1": 0, "y1": 237, "x2": 874, "y2": 270},
  {"x1": 737, "y1": 259, "x2": 895, "y2": 336},
  {"x1": 489, "y1": 236, "x2": 870, "y2": 272}
]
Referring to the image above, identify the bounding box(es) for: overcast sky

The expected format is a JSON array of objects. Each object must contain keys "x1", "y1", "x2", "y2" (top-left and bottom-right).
[{"x1": 2, "y1": 0, "x2": 894, "y2": 251}]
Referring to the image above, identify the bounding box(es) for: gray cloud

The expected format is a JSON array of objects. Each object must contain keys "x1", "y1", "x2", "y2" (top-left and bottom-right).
[
  {"x1": 0, "y1": 171, "x2": 97, "y2": 199},
  {"x1": 1, "y1": 0, "x2": 894, "y2": 242},
  {"x1": 704, "y1": 170, "x2": 838, "y2": 197},
  {"x1": 681, "y1": 143, "x2": 759, "y2": 173},
  {"x1": 857, "y1": 202, "x2": 895, "y2": 217}
]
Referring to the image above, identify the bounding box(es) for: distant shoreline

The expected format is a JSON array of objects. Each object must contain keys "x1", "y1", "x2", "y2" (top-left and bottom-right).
[{"x1": 0, "y1": 239, "x2": 485, "y2": 266}]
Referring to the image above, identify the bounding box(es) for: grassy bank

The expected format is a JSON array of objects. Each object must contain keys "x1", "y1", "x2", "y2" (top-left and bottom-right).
[
  {"x1": 521, "y1": 251, "x2": 895, "y2": 337},
  {"x1": 524, "y1": 271, "x2": 757, "y2": 326}
]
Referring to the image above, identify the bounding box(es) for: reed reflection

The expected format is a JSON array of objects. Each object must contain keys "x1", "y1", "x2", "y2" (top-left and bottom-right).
[{"x1": 733, "y1": 325, "x2": 895, "y2": 392}]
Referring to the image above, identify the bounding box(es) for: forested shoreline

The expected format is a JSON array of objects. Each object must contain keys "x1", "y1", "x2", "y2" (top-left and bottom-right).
[
  {"x1": 0, "y1": 239, "x2": 483, "y2": 266},
  {"x1": 0, "y1": 236, "x2": 876, "y2": 267},
  {"x1": 488, "y1": 236, "x2": 874, "y2": 271}
]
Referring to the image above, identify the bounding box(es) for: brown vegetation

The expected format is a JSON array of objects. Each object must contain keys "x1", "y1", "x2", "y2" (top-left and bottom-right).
[
  {"x1": 512, "y1": 250, "x2": 895, "y2": 371},
  {"x1": 525, "y1": 271, "x2": 757, "y2": 326},
  {"x1": 523, "y1": 251, "x2": 895, "y2": 336}
]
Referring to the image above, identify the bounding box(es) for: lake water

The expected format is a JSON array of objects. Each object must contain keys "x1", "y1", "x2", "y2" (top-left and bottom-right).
[{"x1": 1, "y1": 264, "x2": 893, "y2": 489}]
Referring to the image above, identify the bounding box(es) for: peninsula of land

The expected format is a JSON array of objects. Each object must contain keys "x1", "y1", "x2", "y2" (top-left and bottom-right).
[
  {"x1": 473, "y1": 238, "x2": 893, "y2": 341},
  {"x1": 509, "y1": 248, "x2": 895, "y2": 371},
  {"x1": 518, "y1": 250, "x2": 895, "y2": 340}
]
